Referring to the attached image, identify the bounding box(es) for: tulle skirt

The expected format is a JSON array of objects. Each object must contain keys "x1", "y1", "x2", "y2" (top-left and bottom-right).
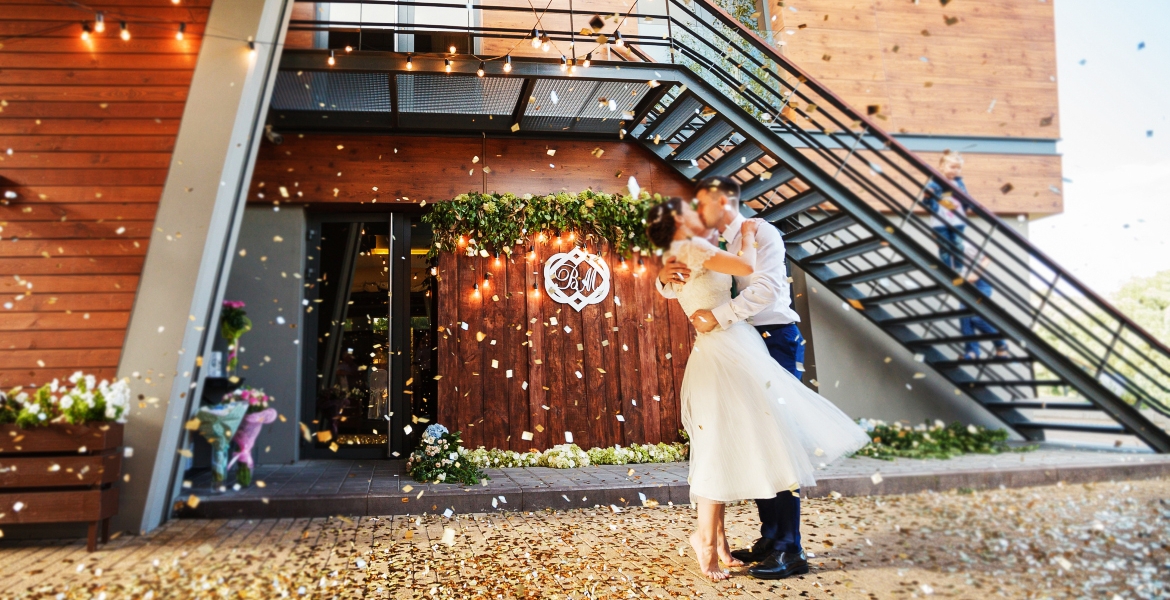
[{"x1": 681, "y1": 321, "x2": 871, "y2": 504}]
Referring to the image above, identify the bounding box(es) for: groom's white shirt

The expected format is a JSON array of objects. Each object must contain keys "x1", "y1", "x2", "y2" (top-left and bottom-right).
[{"x1": 657, "y1": 213, "x2": 801, "y2": 330}]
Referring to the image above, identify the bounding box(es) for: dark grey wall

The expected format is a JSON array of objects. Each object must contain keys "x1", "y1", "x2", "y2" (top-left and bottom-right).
[{"x1": 222, "y1": 206, "x2": 307, "y2": 464}]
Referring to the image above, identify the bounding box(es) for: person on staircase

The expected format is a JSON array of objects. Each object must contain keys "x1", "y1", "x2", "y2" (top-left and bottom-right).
[{"x1": 924, "y1": 151, "x2": 1009, "y2": 360}]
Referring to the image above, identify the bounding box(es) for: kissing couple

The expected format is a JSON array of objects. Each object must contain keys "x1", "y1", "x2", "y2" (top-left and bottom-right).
[{"x1": 647, "y1": 176, "x2": 870, "y2": 580}]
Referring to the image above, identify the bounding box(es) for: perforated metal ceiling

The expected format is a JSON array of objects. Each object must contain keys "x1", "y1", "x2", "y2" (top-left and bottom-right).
[
  {"x1": 271, "y1": 71, "x2": 392, "y2": 112},
  {"x1": 396, "y1": 74, "x2": 523, "y2": 115}
]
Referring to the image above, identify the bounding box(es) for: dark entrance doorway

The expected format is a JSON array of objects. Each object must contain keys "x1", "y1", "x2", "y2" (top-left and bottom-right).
[{"x1": 301, "y1": 213, "x2": 437, "y2": 458}]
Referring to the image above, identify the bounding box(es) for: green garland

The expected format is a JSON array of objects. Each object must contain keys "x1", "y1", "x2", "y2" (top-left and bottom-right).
[{"x1": 422, "y1": 190, "x2": 664, "y2": 259}]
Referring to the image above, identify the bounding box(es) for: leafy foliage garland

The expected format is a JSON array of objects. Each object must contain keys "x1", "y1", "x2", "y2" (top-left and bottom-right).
[{"x1": 422, "y1": 190, "x2": 663, "y2": 259}]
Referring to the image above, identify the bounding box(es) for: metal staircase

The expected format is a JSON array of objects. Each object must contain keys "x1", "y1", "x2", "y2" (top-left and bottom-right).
[{"x1": 280, "y1": 0, "x2": 1170, "y2": 451}]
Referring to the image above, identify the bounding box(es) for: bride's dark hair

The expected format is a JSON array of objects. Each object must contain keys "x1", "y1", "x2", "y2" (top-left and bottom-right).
[{"x1": 646, "y1": 197, "x2": 686, "y2": 249}]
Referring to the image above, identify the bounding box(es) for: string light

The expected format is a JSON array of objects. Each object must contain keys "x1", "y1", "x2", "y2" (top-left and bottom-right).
[
  {"x1": 406, "y1": 54, "x2": 413, "y2": 70},
  {"x1": 530, "y1": 28, "x2": 541, "y2": 49},
  {"x1": 493, "y1": 251, "x2": 500, "y2": 265},
  {"x1": 94, "y1": 12, "x2": 105, "y2": 33},
  {"x1": 176, "y1": 22, "x2": 186, "y2": 41},
  {"x1": 448, "y1": 44, "x2": 457, "y2": 54},
  {"x1": 619, "y1": 258, "x2": 628, "y2": 270},
  {"x1": 345, "y1": 45, "x2": 353, "y2": 52},
  {"x1": 444, "y1": 58, "x2": 452, "y2": 73},
  {"x1": 527, "y1": 245, "x2": 535, "y2": 259},
  {"x1": 583, "y1": 52, "x2": 592, "y2": 68},
  {"x1": 477, "y1": 61, "x2": 485, "y2": 77},
  {"x1": 80, "y1": 22, "x2": 92, "y2": 41},
  {"x1": 637, "y1": 257, "x2": 646, "y2": 273},
  {"x1": 559, "y1": 55, "x2": 567, "y2": 71},
  {"x1": 482, "y1": 274, "x2": 490, "y2": 288},
  {"x1": 119, "y1": 21, "x2": 130, "y2": 41},
  {"x1": 503, "y1": 55, "x2": 512, "y2": 73},
  {"x1": 248, "y1": 40, "x2": 256, "y2": 55},
  {"x1": 328, "y1": 50, "x2": 335, "y2": 66},
  {"x1": 540, "y1": 34, "x2": 551, "y2": 52},
  {"x1": 532, "y1": 282, "x2": 540, "y2": 297},
  {"x1": 473, "y1": 283, "x2": 480, "y2": 297},
  {"x1": 614, "y1": 30, "x2": 625, "y2": 47}
]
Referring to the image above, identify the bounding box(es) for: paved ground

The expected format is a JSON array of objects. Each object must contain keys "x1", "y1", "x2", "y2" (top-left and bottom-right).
[
  {"x1": 1, "y1": 477, "x2": 1166, "y2": 599},
  {"x1": 178, "y1": 446, "x2": 1170, "y2": 518}
]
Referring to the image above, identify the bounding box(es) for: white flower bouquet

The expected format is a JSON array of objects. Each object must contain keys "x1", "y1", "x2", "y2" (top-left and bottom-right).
[{"x1": 0, "y1": 372, "x2": 130, "y2": 428}]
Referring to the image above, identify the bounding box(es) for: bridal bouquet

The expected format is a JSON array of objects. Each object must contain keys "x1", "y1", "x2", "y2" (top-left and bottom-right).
[
  {"x1": 0, "y1": 372, "x2": 131, "y2": 428},
  {"x1": 225, "y1": 387, "x2": 278, "y2": 487},
  {"x1": 406, "y1": 424, "x2": 485, "y2": 485}
]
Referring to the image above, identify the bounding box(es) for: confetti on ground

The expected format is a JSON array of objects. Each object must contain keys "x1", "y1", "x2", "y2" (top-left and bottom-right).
[{"x1": 0, "y1": 479, "x2": 1166, "y2": 598}]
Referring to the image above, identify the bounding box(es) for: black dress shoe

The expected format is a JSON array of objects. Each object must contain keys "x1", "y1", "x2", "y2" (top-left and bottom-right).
[
  {"x1": 747, "y1": 549, "x2": 809, "y2": 580},
  {"x1": 730, "y1": 537, "x2": 777, "y2": 563}
]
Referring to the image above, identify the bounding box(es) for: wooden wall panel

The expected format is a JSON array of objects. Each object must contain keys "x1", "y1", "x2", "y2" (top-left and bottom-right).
[
  {"x1": 778, "y1": 0, "x2": 1059, "y2": 138},
  {"x1": 0, "y1": 1, "x2": 210, "y2": 388}
]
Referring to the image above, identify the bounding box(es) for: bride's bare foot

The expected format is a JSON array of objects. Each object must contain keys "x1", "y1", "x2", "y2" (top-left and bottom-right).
[
  {"x1": 690, "y1": 532, "x2": 730, "y2": 581},
  {"x1": 716, "y1": 535, "x2": 745, "y2": 567}
]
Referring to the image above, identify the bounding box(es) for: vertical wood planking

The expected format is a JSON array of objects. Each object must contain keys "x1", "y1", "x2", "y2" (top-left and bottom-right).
[
  {"x1": 633, "y1": 258, "x2": 664, "y2": 443},
  {"x1": 503, "y1": 248, "x2": 529, "y2": 451},
  {"x1": 455, "y1": 252, "x2": 484, "y2": 446},
  {"x1": 578, "y1": 241, "x2": 608, "y2": 450},
  {"x1": 481, "y1": 251, "x2": 507, "y2": 450},
  {"x1": 611, "y1": 256, "x2": 645, "y2": 445},
  {"x1": 522, "y1": 242, "x2": 548, "y2": 450},
  {"x1": 436, "y1": 252, "x2": 459, "y2": 429},
  {"x1": 596, "y1": 245, "x2": 623, "y2": 448}
]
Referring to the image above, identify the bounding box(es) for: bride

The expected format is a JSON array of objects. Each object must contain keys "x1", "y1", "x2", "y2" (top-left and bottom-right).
[{"x1": 646, "y1": 197, "x2": 870, "y2": 580}]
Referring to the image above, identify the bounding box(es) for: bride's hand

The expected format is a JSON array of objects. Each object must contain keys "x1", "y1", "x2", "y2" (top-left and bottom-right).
[{"x1": 740, "y1": 218, "x2": 762, "y2": 238}]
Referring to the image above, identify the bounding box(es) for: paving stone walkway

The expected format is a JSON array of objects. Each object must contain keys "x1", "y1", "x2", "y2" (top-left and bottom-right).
[{"x1": 179, "y1": 445, "x2": 1170, "y2": 519}]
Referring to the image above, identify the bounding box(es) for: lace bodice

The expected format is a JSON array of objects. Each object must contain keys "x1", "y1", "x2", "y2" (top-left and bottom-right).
[{"x1": 667, "y1": 237, "x2": 732, "y2": 318}]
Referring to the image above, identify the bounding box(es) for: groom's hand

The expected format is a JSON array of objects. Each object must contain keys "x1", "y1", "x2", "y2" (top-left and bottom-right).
[
  {"x1": 691, "y1": 309, "x2": 718, "y2": 333},
  {"x1": 658, "y1": 255, "x2": 691, "y2": 285}
]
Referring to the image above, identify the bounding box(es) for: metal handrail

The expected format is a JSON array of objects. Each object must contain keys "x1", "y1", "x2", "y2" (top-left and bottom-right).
[{"x1": 287, "y1": 0, "x2": 1170, "y2": 417}]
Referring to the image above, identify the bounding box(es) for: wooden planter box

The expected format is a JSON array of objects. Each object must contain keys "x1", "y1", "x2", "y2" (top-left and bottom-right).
[{"x1": 0, "y1": 423, "x2": 123, "y2": 551}]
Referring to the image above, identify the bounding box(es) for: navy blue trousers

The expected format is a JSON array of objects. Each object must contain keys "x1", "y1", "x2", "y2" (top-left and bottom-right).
[{"x1": 754, "y1": 322, "x2": 805, "y2": 554}]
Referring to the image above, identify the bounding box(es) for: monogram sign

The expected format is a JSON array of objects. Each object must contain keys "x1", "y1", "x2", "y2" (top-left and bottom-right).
[{"x1": 543, "y1": 247, "x2": 611, "y2": 311}]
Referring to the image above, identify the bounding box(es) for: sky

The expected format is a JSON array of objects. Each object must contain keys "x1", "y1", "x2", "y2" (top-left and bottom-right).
[{"x1": 1029, "y1": 0, "x2": 1170, "y2": 295}]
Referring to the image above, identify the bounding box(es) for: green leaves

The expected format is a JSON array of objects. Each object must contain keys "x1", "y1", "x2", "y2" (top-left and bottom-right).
[
  {"x1": 854, "y1": 420, "x2": 1033, "y2": 461},
  {"x1": 423, "y1": 191, "x2": 661, "y2": 259}
]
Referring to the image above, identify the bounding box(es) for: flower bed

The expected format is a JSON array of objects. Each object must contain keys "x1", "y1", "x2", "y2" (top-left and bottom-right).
[
  {"x1": 854, "y1": 419, "x2": 1036, "y2": 460},
  {"x1": 465, "y1": 442, "x2": 689, "y2": 470}
]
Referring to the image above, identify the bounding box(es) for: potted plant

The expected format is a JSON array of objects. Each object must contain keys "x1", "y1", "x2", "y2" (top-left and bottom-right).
[{"x1": 0, "y1": 372, "x2": 131, "y2": 551}]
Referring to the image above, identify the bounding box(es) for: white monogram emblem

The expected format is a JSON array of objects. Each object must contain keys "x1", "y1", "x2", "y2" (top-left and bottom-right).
[{"x1": 543, "y1": 247, "x2": 611, "y2": 311}]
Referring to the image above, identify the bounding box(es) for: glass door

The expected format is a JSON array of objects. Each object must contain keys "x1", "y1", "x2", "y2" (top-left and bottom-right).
[{"x1": 301, "y1": 215, "x2": 411, "y2": 458}]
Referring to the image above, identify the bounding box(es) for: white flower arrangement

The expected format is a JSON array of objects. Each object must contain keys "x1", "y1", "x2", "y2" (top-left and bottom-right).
[
  {"x1": 464, "y1": 442, "x2": 689, "y2": 470},
  {"x1": 0, "y1": 371, "x2": 131, "y2": 428}
]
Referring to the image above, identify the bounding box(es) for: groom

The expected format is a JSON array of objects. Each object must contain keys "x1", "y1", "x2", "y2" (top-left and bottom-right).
[{"x1": 656, "y1": 176, "x2": 809, "y2": 580}]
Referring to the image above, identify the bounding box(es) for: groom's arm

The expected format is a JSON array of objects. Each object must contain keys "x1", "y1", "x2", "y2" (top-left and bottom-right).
[{"x1": 709, "y1": 223, "x2": 790, "y2": 330}]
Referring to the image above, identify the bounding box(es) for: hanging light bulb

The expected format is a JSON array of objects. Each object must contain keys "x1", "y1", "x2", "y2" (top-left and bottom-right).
[
  {"x1": 530, "y1": 28, "x2": 541, "y2": 49},
  {"x1": 620, "y1": 258, "x2": 628, "y2": 270},
  {"x1": 583, "y1": 52, "x2": 592, "y2": 68},
  {"x1": 527, "y1": 245, "x2": 535, "y2": 259},
  {"x1": 248, "y1": 40, "x2": 256, "y2": 55},
  {"x1": 493, "y1": 251, "x2": 500, "y2": 265},
  {"x1": 482, "y1": 274, "x2": 490, "y2": 288},
  {"x1": 473, "y1": 283, "x2": 480, "y2": 296},
  {"x1": 448, "y1": 44, "x2": 457, "y2": 54},
  {"x1": 176, "y1": 22, "x2": 186, "y2": 41},
  {"x1": 94, "y1": 12, "x2": 105, "y2": 33},
  {"x1": 444, "y1": 58, "x2": 452, "y2": 73},
  {"x1": 532, "y1": 282, "x2": 540, "y2": 297},
  {"x1": 559, "y1": 55, "x2": 567, "y2": 71},
  {"x1": 540, "y1": 34, "x2": 551, "y2": 52},
  {"x1": 503, "y1": 54, "x2": 512, "y2": 73},
  {"x1": 80, "y1": 22, "x2": 92, "y2": 41},
  {"x1": 614, "y1": 30, "x2": 625, "y2": 47},
  {"x1": 477, "y1": 61, "x2": 485, "y2": 77},
  {"x1": 119, "y1": 22, "x2": 130, "y2": 41},
  {"x1": 406, "y1": 54, "x2": 413, "y2": 70},
  {"x1": 328, "y1": 50, "x2": 336, "y2": 66},
  {"x1": 637, "y1": 257, "x2": 646, "y2": 272}
]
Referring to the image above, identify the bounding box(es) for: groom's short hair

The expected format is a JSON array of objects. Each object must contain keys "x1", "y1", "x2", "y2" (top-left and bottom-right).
[{"x1": 697, "y1": 176, "x2": 740, "y2": 206}]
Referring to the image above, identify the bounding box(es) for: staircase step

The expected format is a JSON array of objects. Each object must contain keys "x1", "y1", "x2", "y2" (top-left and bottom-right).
[
  {"x1": 906, "y1": 334, "x2": 1007, "y2": 348},
  {"x1": 806, "y1": 238, "x2": 886, "y2": 265},
  {"x1": 981, "y1": 401, "x2": 1097, "y2": 411},
  {"x1": 696, "y1": 143, "x2": 765, "y2": 179},
  {"x1": 828, "y1": 261, "x2": 915, "y2": 286},
  {"x1": 643, "y1": 95, "x2": 702, "y2": 143},
  {"x1": 878, "y1": 309, "x2": 972, "y2": 327},
  {"x1": 864, "y1": 286, "x2": 943, "y2": 306},
  {"x1": 932, "y1": 356, "x2": 1032, "y2": 369},
  {"x1": 1012, "y1": 422, "x2": 1128, "y2": 434},
  {"x1": 674, "y1": 119, "x2": 735, "y2": 161},
  {"x1": 783, "y1": 212, "x2": 854, "y2": 244},
  {"x1": 964, "y1": 380, "x2": 1063, "y2": 388},
  {"x1": 741, "y1": 166, "x2": 797, "y2": 201},
  {"x1": 759, "y1": 189, "x2": 827, "y2": 223}
]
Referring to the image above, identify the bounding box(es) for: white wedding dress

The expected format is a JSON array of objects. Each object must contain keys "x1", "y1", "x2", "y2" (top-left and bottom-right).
[{"x1": 669, "y1": 237, "x2": 870, "y2": 504}]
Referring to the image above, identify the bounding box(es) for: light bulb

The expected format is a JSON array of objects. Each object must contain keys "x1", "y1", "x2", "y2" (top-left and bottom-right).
[
  {"x1": 449, "y1": 45, "x2": 457, "y2": 54},
  {"x1": 477, "y1": 61, "x2": 485, "y2": 77},
  {"x1": 94, "y1": 12, "x2": 105, "y2": 33},
  {"x1": 176, "y1": 22, "x2": 185, "y2": 41},
  {"x1": 119, "y1": 22, "x2": 130, "y2": 41},
  {"x1": 559, "y1": 55, "x2": 567, "y2": 71},
  {"x1": 503, "y1": 55, "x2": 512, "y2": 73},
  {"x1": 583, "y1": 52, "x2": 592, "y2": 68},
  {"x1": 541, "y1": 35, "x2": 550, "y2": 52},
  {"x1": 406, "y1": 54, "x2": 413, "y2": 70},
  {"x1": 444, "y1": 58, "x2": 451, "y2": 73},
  {"x1": 530, "y1": 28, "x2": 541, "y2": 48},
  {"x1": 345, "y1": 45, "x2": 353, "y2": 53},
  {"x1": 614, "y1": 30, "x2": 625, "y2": 47},
  {"x1": 328, "y1": 50, "x2": 335, "y2": 66},
  {"x1": 80, "y1": 22, "x2": 91, "y2": 41}
]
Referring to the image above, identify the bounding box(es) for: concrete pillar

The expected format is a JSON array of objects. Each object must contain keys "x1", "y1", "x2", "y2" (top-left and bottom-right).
[{"x1": 115, "y1": 0, "x2": 294, "y2": 534}]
